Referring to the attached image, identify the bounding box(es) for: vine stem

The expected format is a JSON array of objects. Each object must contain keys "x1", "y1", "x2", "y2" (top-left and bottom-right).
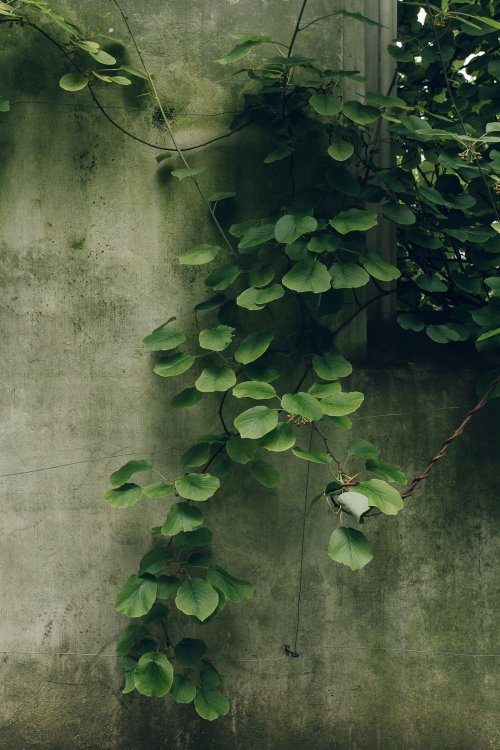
[
  {"x1": 341, "y1": 374, "x2": 500, "y2": 516},
  {"x1": 109, "y1": 0, "x2": 235, "y2": 255},
  {"x1": 400, "y1": 374, "x2": 500, "y2": 499},
  {"x1": 287, "y1": 0, "x2": 310, "y2": 58}
]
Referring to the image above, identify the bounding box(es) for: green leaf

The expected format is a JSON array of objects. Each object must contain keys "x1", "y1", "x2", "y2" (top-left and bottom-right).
[
  {"x1": 232, "y1": 380, "x2": 276, "y2": 400},
  {"x1": 175, "y1": 579, "x2": 219, "y2": 621},
  {"x1": 0, "y1": 96, "x2": 10, "y2": 112},
  {"x1": 175, "y1": 638, "x2": 207, "y2": 668},
  {"x1": 312, "y1": 352, "x2": 352, "y2": 380},
  {"x1": 155, "y1": 151, "x2": 173, "y2": 164},
  {"x1": 310, "y1": 94, "x2": 342, "y2": 116},
  {"x1": 199, "y1": 325, "x2": 235, "y2": 351},
  {"x1": 382, "y1": 203, "x2": 416, "y2": 225},
  {"x1": 188, "y1": 553, "x2": 212, "y2": 569},
  {"x1": 104, "y1": 483, "x2": 142, "y2": 508},
  {"x1": 182, "y1": 443, "x2": 210, "y2": 468},
  {"x1": 170, "y1": 674, "x2": 196, "y2": 704},
  {"x1": 308, "y1": 234, "x2": 341, "y2": 253},
  {"x1": 327, "y1": 139, "x2": 354, "y2": 162},
  {"x1": 292, "y1": 448, "x2": 332, "y2": 464},
  {"x1": 226, "y1": 435, "x2": 256, "y2": 464},
  {"x1": 216, "y1": 36, "x2": 272, "y2": 64},
  {"x1": 235, "y1": 330, "x2": 275, "y2": 364},
  {"x1": 154, "y1": 352, "x2": 195, "y2": 378},
  {"x1": 366, "y1": 458, "x2": 407, "y2": 484},
  {"x1": 397, "y1": 313, "x2": 425, "y2": 332},
  {"x1": 143, "y1": 322, "x2": 186, "y2": 351},
  {"x1": 142, "y1": 600, "x2": 168, "y2": 625},
  {"x1": 477, "y1": 327, "x2": 500, "y2": 342},
  {"x1": 330, "y1": 263, "x2": 370, "y2": 289},
  {"x1": 346, "y1": 439, "x2": 379, "y2": 459},
  {"x1": 194, "y1": 687, "x2": 230, "y2": 721},
  {"x1": 328, "y1": 527, "x2": 373, "y2": 570},
  {"x1": 236, "y1": 284, "x2": 284, "y2": 310},
  {"x1": 195, "y1": 367, "x2": 236, "y2": 392},
  {"x1": 250, "y1": 459, "x2": 280, "y2": 487},
  {"x1": 357, "y1": 479, "x2": 404, "y2": 515},
  {"x1": 258, "y1": 422, "x2": 296, "y2": 452},
  {"x1": 336, "y1": 491, "x2": 371, "y2": 523},
  {"x1": 207, "y1": 566, "x2": 254, "y2": 602},
  {"x1": 342, "y1": 100, "x2": 380, "y2": 125},
  {"x1": 120, "y1": 64, "x2": 149, "y2": 80},
  {"x1": 361, "y1": 253, "x2": 401, "y2": 281},
  {"x1": 238, "y1": 224, "x2": 276, "y2": 251},
  {"x1": 309, "y1": 382, "x2": 345, "y2": 398},
  {"x1": 208, "y1": 191, "x2": 236, "y2": 202},
  {"x1": 109, "y1": 460, "x2": 152, "y2": 487},
  {"x1": 275, "y1": 214, "x2": 318, "y2": 245},
  {"x1": 175, "y1": 527, "x2": 213, "y2": 548},
  {"x1": 204, "y1": 264, "x2": 241, "y2": 291},
  {"x1": 138, "y1": 547, "x2": 172, "y2": 575},
  {"x1": 264, "y1": 145, "x2": 294, "y2": 163},
  {"x1": 179, "y1": 244, "x2": 220, "y2": 265},
  {"x1": 155, "y1": 576, "x2": 180, "y2": 601},
  {"x1": 234, "y1": 406, "x2": 279, "y2": 439},
  {"x1": 59, "y1": 73, "x2": 88, "y2": 91},
  {"x1": 171, "y1": 167, "x2": 205, "y2": 180},
  {"x1": 249, "y1": 265, "x2": 275, "y2": 288},
  {"x1": 115, "y1": 575, "x2": 157, "y2": 618},
  {"x1": 282, "y1": 258, "x2": 331, "y2": 294},
  {"x1": 281, "y1": 392, "x2": 323, "y2": 421},
  {"x1": 195, "y1": 294, "x2": 226, "y2": 312},
  {"x1": 330, "y1": 415, "x2": 352, "y2": 430},
  {"x1": 366, "y1": 91, "x2": 409, "y2": 109},
  {"x1": 90, "y1": 47, "x2": 117, "y2": 65},
  {"x1": 387, "y1": 43, "x2": 414, "y2": 62},
  {"x1": 427, "y1": 324, "x2": 461, "y2": 344},
  {"x1": 175, "y1": 473, "x2": 220, "y2": 501},
  {"x1": 415, "y1": 274, "x2": 447, "y2": 294},
  {"x1": 161, "y1": 503, "x2": 204, "y2": 535},
  {"x1": 134, "y1": 652, "x2": 173, "y2": 697},
  {"x1": 117, "y1": 625, "x2": 147, "y2": 655},
  {"x1": 245, "y1": 361, "x2": 280, "y2": 382},
  {"x1": 321, "y1": 389, "x2": 364, "y2": 417},
  {"x1": 330, "y1": 209, "x2": 378, "y2": 235},
  {"x1": 142, "y1": 482, "x2": 174, "y2": 498},
  {"x1": 171, "y1": 388, "x2": 203, "y2": 409}
]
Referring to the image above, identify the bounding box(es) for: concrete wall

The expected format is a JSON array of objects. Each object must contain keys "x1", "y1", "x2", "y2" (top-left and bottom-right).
[{"x1": 0, "y1": 2, "x2": 498, "y2": 749}]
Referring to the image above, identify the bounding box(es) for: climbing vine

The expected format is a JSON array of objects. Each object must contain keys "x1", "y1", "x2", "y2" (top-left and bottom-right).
[{"x1": 1, "y1": 0, "x2": 499, "y2": 722}]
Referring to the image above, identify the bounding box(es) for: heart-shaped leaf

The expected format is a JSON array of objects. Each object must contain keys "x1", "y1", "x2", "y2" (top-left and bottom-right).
[
  {"x1": 161, "y1": 503, "x2": 204, "y2": 535},
  {"x1": 175, "y1": 579, "x2": 219, "y2": 621},
  {"x1": 234, "y1": 406, "x2": 279, "y2": 439},
  {"x1": 275, "y1": 214, "x2": 318, "y2": 244},
  {"x1": 281, "y1": 392, "x2": 323, "y2": 421},
  {"x1": 357, "y1": 479, "x2": 404, "y2": 515},
  {"x1": 174, "y1": 474, "x2": 220, "y2": 501},
  {"x1": 282, "y1": 259, "x2": 331, "y2": 293},
  {"x1": 115, "y1": 574, "x2": 157, "y2": 617},
  {"x1": 134, "y1": 652, "x2": 173, "y2": 697},
  {"x1": 196, "y1": 367, "x2": 236, "y2": 392},
  {"x1": 328, "y1": 527, "x2": 373, "y2": 569}
]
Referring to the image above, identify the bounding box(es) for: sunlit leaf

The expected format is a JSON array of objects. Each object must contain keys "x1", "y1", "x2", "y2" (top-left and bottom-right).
[
  {"x1": 328, "y1": 527, "x2": 373, "y2": 569},
  {"x1": 174, "y1": 474, "x2": 220, "y2": 501}
]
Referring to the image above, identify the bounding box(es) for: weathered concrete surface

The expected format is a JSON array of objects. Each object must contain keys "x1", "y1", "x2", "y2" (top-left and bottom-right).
[{"x1": 0, "y1": 1, "x2": 498, "y2": 749}]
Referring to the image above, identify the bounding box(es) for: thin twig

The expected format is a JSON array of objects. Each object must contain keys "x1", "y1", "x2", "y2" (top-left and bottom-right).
[{"x1": 109, "y1": 0, "x2": 235, "y2": 255}]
